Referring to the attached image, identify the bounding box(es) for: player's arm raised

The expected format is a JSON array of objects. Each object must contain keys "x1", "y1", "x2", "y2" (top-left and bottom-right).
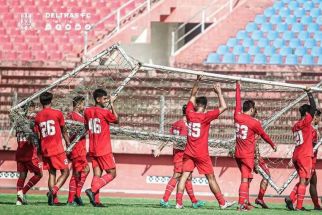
[
  {"x1": 189, "y1": 75, "x2": 202, "y2": 105},
  {"x1": 306, "y1": 89, "x2": 316, "y2": 117},
  {"x1": 109, "y1": 95, "x2": 119, "y2": 124},
  {"x1": 235, "y1": 81, "x2": 242, "y2": 115},
  {"x1": 214, "y1": 83, "x2": 227, "y2": 114}
]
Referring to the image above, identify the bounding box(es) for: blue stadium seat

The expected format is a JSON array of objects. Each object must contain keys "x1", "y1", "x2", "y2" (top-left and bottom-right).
[
  {"x1": 288, "y1": 1, "x2": 299, "y2": 10},
  {"x1": 253, "y1": 54, "x2": 267, "y2": 64},
  {"x1": 298, "y1": 31, "x2": 310, "y2": 41},
  {"x1": 311, "y1": 47, "x2": 322, "y2": 57},
  {"x1": 248, "y1": 46, "x2": 260, "y2": 55},
  {"x1": 294, "y1": 8, "x2": 306, "y2": 18},
  {"x1": 273, "y1": 1, "x2": 283, "y2": 10},
  {"x1": 251, "y1": 30, "x2": 263, "y2": 40},
  {"x1": 304, "y1": 39, "x2": 316, "y2": 48},
  {"x1": 267, "y1": 31, "x2": 279, "y2": 40},
  {"x1": 316, "y1": 16, "x2": 322, "y2": 26},
  {"x1": 296, "y1": 0, "x2": 307, "y2": 3},
  {"x1": 246, "y1": 22, "x2": 257, "y2": 32},
  {"x1": 294, "y1": 47, "x2": 307, "y2": 56},
  {"x1": 276, "y1": 23, "x2": 288, "y2": 32},
  {"x1": 289, "y1": 39, "x2": 301, "y2": 49},
  {"x1": 303, "y1": 1, "x2": 314, "y2": 11},
  {"x1": 236, "y1": 30, "x2": 248, "y2": 39},
  {"x1": 264, "y1": 7, "x2": 275, "y2": 17},
  {"x1": 307, "y1": 23, "x2": 319, "y2": 33},
  {"x1": 227, "y1": 38, "x2": 238, "y2": 47},
  {"x1": 233, "y1": 45, "x2": 245, "y2": 55},
  {"x1": 314, "y1": 32, "x2": 322, "y2": 41},
  {"x1": 280, "y1": 47, "x2": 293, "y2": 56},
  {"x1": 279, "y1": 8, "x2": 291, "y2": 17},
  {"x1": 242, "y1": 38, "x2": 254, "y2": 47},
  {"x1": 310, "y1": 8, "x2": 321, "y2": 17},
  {"x1": 300, "y1": 16, "x2": 313, "y2": 25},
  {"x1": 270, "y1": 15, "x2": 282, "y2": 24},
  {"x1": 217, "y1": 45, "x2": 229, "y2": 55},
  {"x1": 206, "y1": 53, "x2": 220, "y2": 63},
  {"x1": 258, "y1": 38, "x2": 269, "y2": 48},
  {"x1": 269, "y1": 54, "x2": 283, "y2": 64},
  {"x1": 285, "y1": 16, "x2": 296, "y2": 25},
  {"x1": 318, "y1": 57, "x2": 322, "y2": 65},
  {"x1": 264, "y1": 46, "x2": 276, "y2": 56},
  {"x1": 282, "y1": 31, "x2": 295, "y2": 40},
  {"x1": 285, "y1": 55, "x2": 298, "y2": 65},
  {"x1": 273, "y1": 39, "x2": 285, "y2": 48},
  {"x1": 301, "y1": 55, "x2": 314, "y2": 65},
  {"x1": 222, "y1": 53, "x2": 235, "y2": 64},
  {"x1": 237, "y1": 53, "x2": 251, "y2": 64},
  {"x1": 292, "y1": 23, "x2": 304, "y2": 32},
  {"x1": 260, "y1": 23, "x2": 273, "y2": 32},
  {"x1": 254, "y1": 15, "x2": 266, "y2": 24}
]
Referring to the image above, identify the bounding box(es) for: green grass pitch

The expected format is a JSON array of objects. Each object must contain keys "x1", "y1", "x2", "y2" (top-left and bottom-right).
[{"x1": 0, "y1": 194, "x2": 320, "y2": 215}]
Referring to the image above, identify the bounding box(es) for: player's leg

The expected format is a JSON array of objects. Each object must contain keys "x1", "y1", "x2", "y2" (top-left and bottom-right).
[
  {"x1": 160, "y1": 172, "x2": 181, "y2": 207},
  {"x1": 67, "y1": 168, "x2": 78, "y2": 206},
  {"x1": 16, "y1": 162, "x2": 27, "y2": 205},
  {"x1": 310, "y1": 171, "x2": 321, "y2": 210},
  {"x1": 86, "y1": 157, "x2": 102, "y2": 207},
  {"x1": 294, "y1": 158, "x2": 311, "y2": 210},
  {"x1": 47, "y1": 168, "x2": 56, "y2": 205},
  {"x1": 255, "y1": 159, "x2": 270, "y2": 209},
  {"x1": 185, "y1": 173, "x2": 205, "y2": 208},
  {"x1": 176, "y1": 171, "x2": 191, "y2": 208},
  {"x1": 22, "y1": 159, "x2": 43, "y2": 196},
  {"x1": 236, "y1": 158, "x2": 252, "y2": 211},
  {"x1": 75, "y1": 164, "x2": 90, "y2": 206}
]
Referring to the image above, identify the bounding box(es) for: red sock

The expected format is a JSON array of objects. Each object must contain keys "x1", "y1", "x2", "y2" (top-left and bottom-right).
[
  {"x1": 91, "y1": 174, "x2": 114, "y2": 193},
  {"x1": 76, "y1": 171, "x2": 89, "y2": 197},
  {"x1": 17, "y1": 178, "x2": 25, "y2": 192},
  {"x1": 238, "y1": 182, "x2": 249, "y2": 205},
  {"x1": 176, "y1": 192, "x2": 183, "y2": 206},
  {"x1": 53, "y1": 193, "x2": 59, "y2": 204},
  {"x1": 22, "y1": 175, "x2": 41, "y2": 194},
  {"x1": 296, "y1": 184, "x2": 306, "y2": 210},
  {"x1": 162, "y1": 177, "x2": 177, "y2": 202},
  {"x1": 52, "y1": 185, "x2": 59, "y2": 195},
  {"x1": 311, "y1": 196, "x2": 320, "y2": 208},
  {"x1": 215, "y1": 192, "x2": 226, "y2": 206},
  {"x1": 94, "y1": 190, "x2": 100, "y2": 204},
  {"x1": 185, "y1": 180, "x2": 197, "y2": 204},
  {"x1": 68, "y1": 175, "x2": 77, "y2": 203},
  {"x1": 290, "y1": 183, "x2": 299, "y2": 203},
  {"x1": 257, "y1": 187, "x2": 266, "y2": 200}
]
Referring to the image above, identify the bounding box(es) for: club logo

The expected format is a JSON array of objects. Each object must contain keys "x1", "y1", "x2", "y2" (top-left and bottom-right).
[{"x1": 18, "y1": 13, "x2": 35, "y2": 31}]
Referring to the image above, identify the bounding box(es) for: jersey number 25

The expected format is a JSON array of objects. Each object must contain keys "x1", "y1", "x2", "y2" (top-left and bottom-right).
[{"x1": 188, "y1": 122, "x2": 201, "y2": 138}]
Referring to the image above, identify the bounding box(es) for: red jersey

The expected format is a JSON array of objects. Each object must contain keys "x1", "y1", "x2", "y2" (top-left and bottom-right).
[
  {"x1": 312, "y1": 125, "x2": 318, "y2": 160},
  {"x1": 34, "y1": 107, "x2": 65, "y2": 157},
  {"x1": 184, "y1": 101, "x2": 220, "y2": 158},
  {"x1": 67, "y1": 111, "x2": 87, "y2": 159},
  {"x1": 170, "y1": 119, "x2": 188, "y2": 157},
  {"x1": 16, "y1": 131, "x2": 38, "y2": 162},
  {"x1": 234, "y1": 83, "x2": 275, "y2": 159},
  {"x1": 292, "y1": 114, "x2": 314, "y2": 160},
  {"x1": 84, "y1": 106, "x2": 117, "y2": 157}
]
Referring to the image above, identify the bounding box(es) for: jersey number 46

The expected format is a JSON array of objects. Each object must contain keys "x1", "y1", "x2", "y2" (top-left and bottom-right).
[{"x1": 89, "y1": 118, "x2": 101, "y2": 134}]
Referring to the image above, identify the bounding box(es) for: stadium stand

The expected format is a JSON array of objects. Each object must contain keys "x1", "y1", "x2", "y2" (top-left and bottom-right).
[{"x1": 205, "y1": 0, "x2": 322, "y2": 65}]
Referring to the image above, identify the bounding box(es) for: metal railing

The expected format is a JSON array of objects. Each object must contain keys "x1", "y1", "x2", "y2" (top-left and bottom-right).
[
  {"x1": 84, "y1": 0, "x2": 161, "y2": 58},
  {"x1": 171, "y1": 0, "x2": 235, "y2": 55}
]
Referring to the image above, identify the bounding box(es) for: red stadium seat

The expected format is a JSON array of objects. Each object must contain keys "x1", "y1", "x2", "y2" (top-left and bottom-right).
[
  {"x1": 33, "y1": 51, "x2": 48, "y2": 61},
  {"x1": 2, "y1": 51, "x2": 18, "y2": 60},
  {"x1": 48, "y1": 51, "x2": 63, "y2": 61},
  {"x1": 2, "y1": 43, "x2": 14, "y2": 50},
  {"x1": 62, "y1": 44, "x2": 73, "y2": 52},
  {"x1": 0, "y1": 36, "x2": 10, "y2": 43},
  {"x1": 0, "y1": 6, "x2": 9, "y2": 13},
  {"x1": 12, "y1": 36, "x2": 25, "y2": 43},
  {"x1": 20, "y1": 51, "x2": 32, "y2": 61}
]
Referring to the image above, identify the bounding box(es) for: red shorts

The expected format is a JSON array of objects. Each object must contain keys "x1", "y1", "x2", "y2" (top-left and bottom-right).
[
  {"x1": 182, "y1": 154, "x2": 214, "y2": 175},
  {"x1": 236, "y1": 158, "x2": 254, "y2": 179},
  {"x1": 17, "y1": 158, "x2": 42, "y2": 174},
  {"x1": 43, "y1": 152, "x2": 69, "y2": 170},
  {"x1": 71, "y1": 156, "x2": 88, "y2": 172},
  {"x1": 254, "y1": 158, "x2": 270, "y2": 175},
  {"x1": 91, "y1": 154, "x2": 115, "y2": 171},
  {"x1": 173, "y1": 150, "x2": 184, "y2": 173},
  {"x1": 293, "y1": 157, "x2": 312, "y2": 179}
]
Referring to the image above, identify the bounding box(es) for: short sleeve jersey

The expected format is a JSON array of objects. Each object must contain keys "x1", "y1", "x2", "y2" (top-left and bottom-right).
[{"x1": 170, "y1": 119, "x2": 188, "y2": 155}]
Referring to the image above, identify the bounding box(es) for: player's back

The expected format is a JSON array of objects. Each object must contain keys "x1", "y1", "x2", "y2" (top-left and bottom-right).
[
  {"x1": 292, "y1": 114, "x2": 314, "y2": 159},
  {"x1": 170, "y1": 119, "x2": 188, "y2": 136},
  {"x1": 35, "y1": 107, "x2": 65, "y2": 157},
  {"x1": 84, "y1": 106, "x2": 117, "y2": 157},
  {"x1": 67, "y1": 111, "x2": 86, "y2": 159}
]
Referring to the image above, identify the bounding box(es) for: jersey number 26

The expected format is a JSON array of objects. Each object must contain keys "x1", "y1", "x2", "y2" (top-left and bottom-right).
[{"x1": 40, "y1": 120, "x2": 56, "y2": 137}]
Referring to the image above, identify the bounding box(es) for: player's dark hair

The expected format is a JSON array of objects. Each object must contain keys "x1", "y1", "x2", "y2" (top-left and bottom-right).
[
  {"x1": 182, "y1": 104, "x2": 187, "y2": 115},
  {"x1": 73, "y1": 95, "x2": 85, "y2": 107},
  {"x1": 243, "y1": 100, "x2": 255, "y2": 112},
  {"x1": 196, "y1": 96, "x2": 207, "y2": 108},
  {"x1": 93, "y1": 89, "x2": 107, "y2": 103},
  {"x1": 21, "y1": 100, "x2": 35, "y2": 112},
  {"x1": 39, "y1": 92, "x2": 53, "y2": 106},
  {"x1": 315, "y1": 109, "x2": 321, "y2": 116},
  {"x1": 299, "y1": 104, "x2": 311, "y2": 117}
]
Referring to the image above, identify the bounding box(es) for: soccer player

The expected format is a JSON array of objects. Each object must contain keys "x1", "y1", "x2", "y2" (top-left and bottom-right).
[
  {"x1": 285, "y1": 89, "x2": 316, "y2": 211},
  {"x1": 84, "y1": 89, "x2": 119, "y2": 207},
  {"x1": 310, "y1": 110, "x2": 321, "y2": 210},
  {"x1": 153, "y1": 105, "x2": 205, "y2": 208},
  {"x1": 67, "y1": 96, "x2": 90, "y2": 206},
  {"x1": 34, "y1": 92, "x2": 70, "y2": 206},
  {"x1": 175, "y1": 76, "x2": 235, "y2": 209},
  {"x1": 234, "y1": 81, "x2": 277, "y2": 211},
  {"x1": 16, "y1": 101, "x2": 43, "y2": 205},
  {"x1": 253, "y1": 156, "x2": 271, "y2": 209}
]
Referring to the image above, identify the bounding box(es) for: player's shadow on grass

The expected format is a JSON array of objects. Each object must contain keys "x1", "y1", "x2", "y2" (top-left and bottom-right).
[{"x1": 105, "y1": 202, "x2": 160, "y2": 209}]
